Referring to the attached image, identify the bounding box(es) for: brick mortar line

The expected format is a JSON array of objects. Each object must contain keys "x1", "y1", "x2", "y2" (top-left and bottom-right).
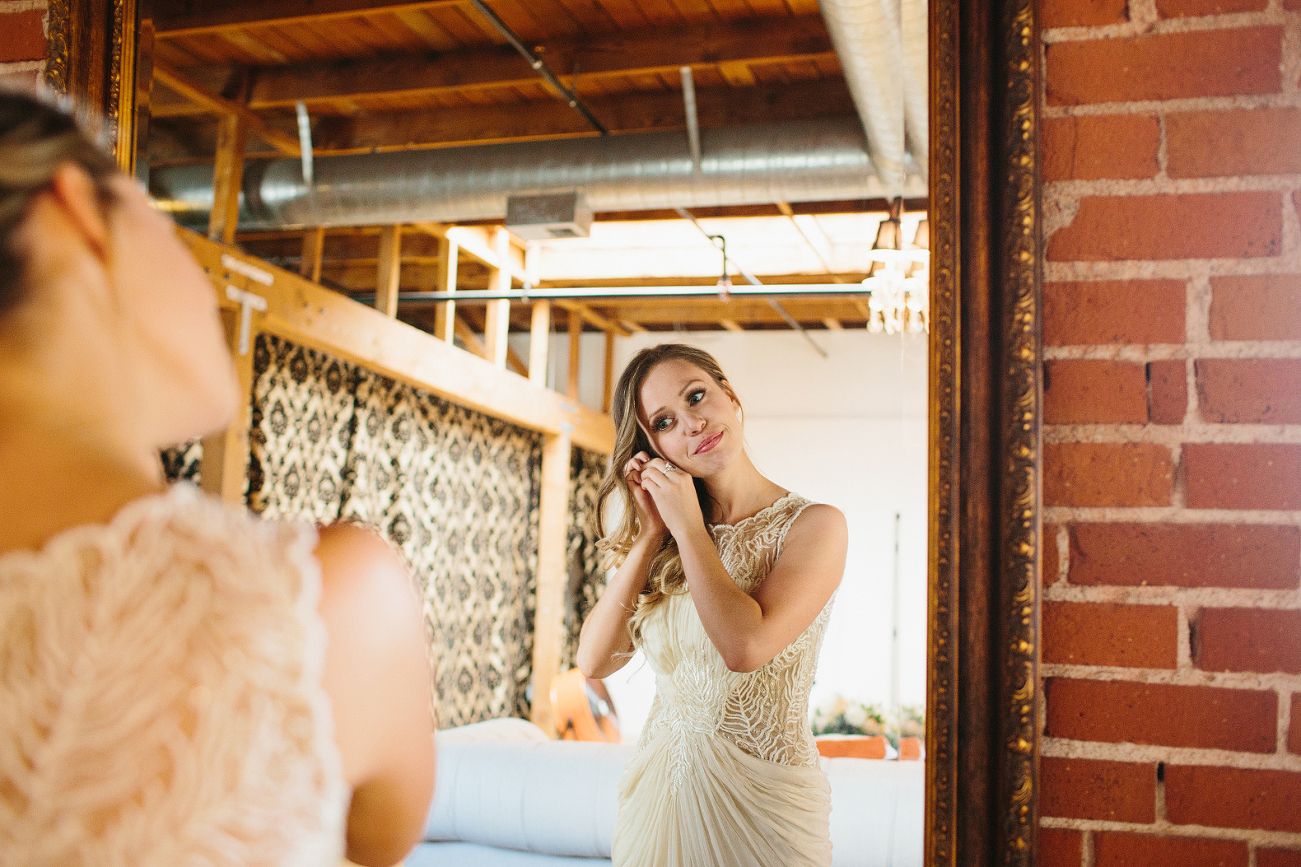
[
  {"x1": 1044, "y1": 93, "x2": 1301, "y2": 118},
  {"x1": 0, "y1": 60, "x2": 44, "y2": 74},
  {"x1": 1046, "y1": 345, "x2": 1301, "y2": 362},
  {"x1": 1043, "y1": 425, "x2": 1301, "y2": 444},
  {"x1": 1043, "y1": 584, "x2": 1301, "y2": 607},
  {"x1": 1043, "y1": 737, "x2": 1301, "y2": 770},
  {"x1": 1040, "y1": 816, "x2": 1301, "y2": 847},
  {"x1": 1044, "y1": 505, "x2": 1301, "y2": 523},
  {"x1": 1048, "y1": 177, "x2": 1301, "y2": 196},
  {"x1": 1043, "y1": 662, "x2": 1301, "y2": 686},
  {"x1": 1043, "y1": 8, "x2": 1294, "y2": 43},
  {"x1": 1045, "y1": 255, "x2": 1301, "y2": 282}
]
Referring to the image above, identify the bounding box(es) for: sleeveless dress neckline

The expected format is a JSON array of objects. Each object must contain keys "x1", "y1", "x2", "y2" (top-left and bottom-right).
[{"x1": 707, "y1": 490, "x2": 797, "y2": 530}]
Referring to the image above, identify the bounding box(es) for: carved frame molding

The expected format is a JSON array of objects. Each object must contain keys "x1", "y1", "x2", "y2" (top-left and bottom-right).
[
  {"x1": 927, "y1": 0, "x2": 1042, "y2": 862},
  {"x1": 44, "y1": 0, "x2": 143, "y2": 173}
]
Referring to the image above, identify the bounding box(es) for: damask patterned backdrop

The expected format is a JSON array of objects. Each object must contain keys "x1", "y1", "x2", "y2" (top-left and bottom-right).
[
  {"x1": 160, "y1": 334, "x2": 609, "y2": 729},
  {"x1": 246, "y1": 334, "x2": 543, "y2": 728},
  {"x1": 561, "y1": 448, "x2": 610, "y2": 671}
]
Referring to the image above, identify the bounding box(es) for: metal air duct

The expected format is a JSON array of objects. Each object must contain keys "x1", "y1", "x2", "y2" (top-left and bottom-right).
[
  {"x1": 817, "y1": 0, "x2": 928, "y2": 185},
  {"x1": 150, "y1": 118, "x2": 926, "y2": 231}
]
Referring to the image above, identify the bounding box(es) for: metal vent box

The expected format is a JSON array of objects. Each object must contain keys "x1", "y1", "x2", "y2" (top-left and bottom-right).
[{"x1": 505, "y1": 191, "x2": 593, "y2": 240}]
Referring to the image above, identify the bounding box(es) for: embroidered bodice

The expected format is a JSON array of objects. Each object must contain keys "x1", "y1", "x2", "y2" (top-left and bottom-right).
[
  {"x1": 635, "y1": 493, "x2": 833, "y2": 786},
  {"x1": 0, "y1": 485, "x2": 347, "y2": 867}
]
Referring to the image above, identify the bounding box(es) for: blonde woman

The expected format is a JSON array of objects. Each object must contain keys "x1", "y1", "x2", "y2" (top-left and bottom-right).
[
  {"x1": 577, "y1": 343, "x2": 848, "y2": 867},
  {"x1": 0, "y1": 92, "x2": 434, "y2": 866}
]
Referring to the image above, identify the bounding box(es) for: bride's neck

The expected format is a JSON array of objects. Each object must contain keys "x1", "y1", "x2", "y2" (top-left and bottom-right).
[
  {"x1": 702, "y1": 457, "x2": 786, "y2": 525},
  {"x1": 0, "y1": 403, "x2": 163, "y2": 555}
]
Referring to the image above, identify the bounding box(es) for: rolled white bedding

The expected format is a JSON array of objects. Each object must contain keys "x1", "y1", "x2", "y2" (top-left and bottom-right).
[{"x1": 422, "y1": 720, "x2": 924, "y2": 866}]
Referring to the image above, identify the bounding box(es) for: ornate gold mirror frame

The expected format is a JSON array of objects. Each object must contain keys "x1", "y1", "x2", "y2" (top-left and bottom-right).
[
  {"x1": 47, "y1": 0, "x2": 1044, "y2": 863},
  {"x1": 927, "y1": 0, "x2": 1042, "y2": 863}
]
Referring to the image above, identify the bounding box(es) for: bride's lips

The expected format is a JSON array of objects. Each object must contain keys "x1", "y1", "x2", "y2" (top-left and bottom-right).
[{"x1": 695, "y1": 431, "x2": 723, "y2": 455}]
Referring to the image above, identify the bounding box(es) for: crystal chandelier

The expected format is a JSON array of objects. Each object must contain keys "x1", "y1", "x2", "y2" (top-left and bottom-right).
[{"x1": 863, "y1": 200, "x2": 929, "y2": 334}]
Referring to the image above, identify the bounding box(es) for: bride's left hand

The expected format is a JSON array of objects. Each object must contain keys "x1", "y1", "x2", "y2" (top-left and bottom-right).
[{"x1": 637, "y1": 457, "x2": 705, "y2": 540}]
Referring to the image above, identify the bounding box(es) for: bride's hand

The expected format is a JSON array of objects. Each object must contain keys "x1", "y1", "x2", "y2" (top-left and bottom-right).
[
  {"x1": 625, "y1": 452, "x2": 668, "y2": 542},
  {"x1": 637, "y1": 457, "x2": 705, "y2": 540}
]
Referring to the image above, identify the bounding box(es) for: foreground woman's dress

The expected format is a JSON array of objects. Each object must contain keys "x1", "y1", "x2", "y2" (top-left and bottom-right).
[
  {"x1": 0, "y1": 485, "x2": 347, "y2": 866},
  {"x1": 612, "y1": 492, "x2": 834, "y2": 867}
]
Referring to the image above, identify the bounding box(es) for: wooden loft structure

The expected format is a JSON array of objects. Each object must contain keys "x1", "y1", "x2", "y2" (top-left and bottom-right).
[{"x1": 144, "y1": 0, "x2": 926, "y2": 348}]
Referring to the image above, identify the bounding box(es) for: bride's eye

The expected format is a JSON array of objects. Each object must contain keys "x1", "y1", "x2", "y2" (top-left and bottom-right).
[
  {"x1": 653, "y1": 416, "x2": 673, "y2": 432},
  {"x1": 688, "y1": 389, "x2": 705, "y2": 406}
]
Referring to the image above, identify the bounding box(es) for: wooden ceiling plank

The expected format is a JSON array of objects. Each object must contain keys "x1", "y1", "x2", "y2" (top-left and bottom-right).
[
  {"x1": 155, "y1": 0, "x2": 467, "y2": 38},
  {"x1": 719, "y1": 319, "x2": 743, "y2": 332},
  {"x1": 586, "y1": 0, "x2": 650, "y2": 28},
  {"x1": 425, "y1": 4, "x2": 492, "y2": 45},
  {"x1": 241, "y1": 15, "x2": 833, "y2": 108},
  {"x1": 355, "y1": 11, "x2": 436, "y2": 52},
  {"x1": 391, "y1": 8, "x2": 461, "y2": 49},
  {"x1": 552, "y1": 0, "x2": 619, "y2": 31},
  {"x1": 212, "y1": 29, "x2": 290, "y2": 64}
]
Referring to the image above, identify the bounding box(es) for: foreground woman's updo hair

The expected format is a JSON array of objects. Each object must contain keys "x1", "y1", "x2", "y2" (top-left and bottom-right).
[
  {"x1": 0, "y1": 90, "x2": 119, "y2": 319},
  {"x1": 595, "y1": 343, "x2": 742, "y2": 640}
]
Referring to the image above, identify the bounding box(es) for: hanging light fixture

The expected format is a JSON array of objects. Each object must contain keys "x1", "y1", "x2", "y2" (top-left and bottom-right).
[{"x1": 863, "y1": 198, "x2": 929, "y2": 334}]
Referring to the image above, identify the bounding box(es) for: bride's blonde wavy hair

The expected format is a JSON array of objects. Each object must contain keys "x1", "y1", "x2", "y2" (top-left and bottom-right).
[{"x1": 595, "y1": 344, "x2": 741, "y2": 643}]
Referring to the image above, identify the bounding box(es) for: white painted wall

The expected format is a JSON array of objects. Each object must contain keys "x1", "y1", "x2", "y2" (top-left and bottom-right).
[{"x1": 534, "y1": 329, "x2": 927, "y2": 741}]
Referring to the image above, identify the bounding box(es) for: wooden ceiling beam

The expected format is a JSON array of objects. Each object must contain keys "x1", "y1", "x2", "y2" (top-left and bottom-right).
[
  {"x1": 309, "y1": 80, "x2": 855, "y2": 154},
  {"x1": 240, "y1": 16, "x2": 834, "y2": 109},
  {"x1": 154, "y1": 0, "x2": 466, "y2": 38},
  {"x1": 553, "y1": 300, "x2": 631, "y2": 338},
  {"x1": 590, "y1": 298, "x2": 870, "y2": 327},
  {"x1": 152, "y1": 60, "x2": 300, "y2": 155},
  {"x1": 150, "y1": 80, "x2": 855, "y2": 161}
]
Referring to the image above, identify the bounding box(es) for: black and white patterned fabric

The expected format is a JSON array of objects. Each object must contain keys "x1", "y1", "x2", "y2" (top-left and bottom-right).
[
  {"x1": 561, "y1": 448, "x2": 610, "y2": 671},
  {"x1": 245, "y1": 333, "x2": 543, "y2": 728}
]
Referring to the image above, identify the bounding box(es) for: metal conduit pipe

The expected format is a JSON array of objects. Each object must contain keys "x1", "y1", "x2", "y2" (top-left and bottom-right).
[
  {"x1": 818, "y1": 0, "x2": 928, "y2": 184},
  {"x1": 149, "y1": 118, "x2": 926, "y2": 231}
]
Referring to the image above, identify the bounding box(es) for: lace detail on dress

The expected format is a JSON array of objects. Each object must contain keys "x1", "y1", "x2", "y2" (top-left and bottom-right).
[
  {"x1": 0, "y1": 485, "x2": 348, "y2": 867},
  {"x1": 635, "y1": 493, "x2": 834, "y2": 793}
]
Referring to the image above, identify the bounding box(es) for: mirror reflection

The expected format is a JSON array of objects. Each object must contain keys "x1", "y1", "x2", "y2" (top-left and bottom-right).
[{"x1": 137, "y1": 1, "x2": 930, "y2": 865}]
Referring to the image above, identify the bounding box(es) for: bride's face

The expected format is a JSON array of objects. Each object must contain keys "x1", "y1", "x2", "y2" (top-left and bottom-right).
[{"x1": 636, "y1": 358, "x2": 742, "y2": 477}]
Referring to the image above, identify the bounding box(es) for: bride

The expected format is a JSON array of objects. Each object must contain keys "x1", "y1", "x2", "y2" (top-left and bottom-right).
[{"x1": 576, "y1": 343, "x2": 848, "y2": 867}]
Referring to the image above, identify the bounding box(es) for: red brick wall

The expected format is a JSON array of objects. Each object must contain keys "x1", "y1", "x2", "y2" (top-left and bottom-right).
[
  {"x1": 1041, "y1": 0, "x2": 1301, "y2": 861},
  {"x1": 0, "y1": 1, "x2": 46, "y2": 84}
]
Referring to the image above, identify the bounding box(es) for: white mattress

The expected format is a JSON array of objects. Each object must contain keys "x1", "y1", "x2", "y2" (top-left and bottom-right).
[{"x1": 419, "y1": 720, "x2": 924, "y2": 866}]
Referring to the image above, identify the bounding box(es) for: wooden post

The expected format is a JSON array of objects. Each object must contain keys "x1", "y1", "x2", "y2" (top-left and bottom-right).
[
  {"x1": 375, "y1": 225, "x2": 401, "y2": 318},
  {"x1": 299, "y1": 227, "x2": 324, "y2": 283},
  {"x1": 567, "y1": 308, "x2": 582, "y2": 400},
  {"x1": 529, "y1": 300, "x2": 551, "y2": 387},
  {"x1": 531, "y1": 431, "x2": 572, "y2": 736},
  {"x1": 200, "y1": 308, "x2": 256, "y2": 503},
  {"x1": 208, "y1": 112, "x2": 247, "y2": 244},
  {"x1": 433, "y1": 235, "x2": 458, "y2": 343},
  {"x1": 483, "y1": 228, "x2": 512, "y2": 369},
  {"x1": 603, "y1": 329, "x2": 616, "y2": 413}
]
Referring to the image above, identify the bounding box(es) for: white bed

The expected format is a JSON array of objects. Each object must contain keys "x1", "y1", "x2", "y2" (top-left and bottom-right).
[{"x1": 406, "y1": 719, "x2": 923, "y2": 867}]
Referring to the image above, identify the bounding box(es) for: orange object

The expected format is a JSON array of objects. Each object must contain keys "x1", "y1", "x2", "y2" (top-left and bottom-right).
[
  {"x1": 899, "y1": 737, "x2": 925, "y2": 760},
  {"x1": 815, "y1": 735, "x2": 889, "y2": 759},
  {"x1": 550, "y1": 668, "x2": 621, "y2": 743}
]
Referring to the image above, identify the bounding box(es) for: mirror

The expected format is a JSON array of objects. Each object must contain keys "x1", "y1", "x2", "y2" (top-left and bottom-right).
[{"x1": 47, "y1": 0, "x2": 1041, "y2": 862}]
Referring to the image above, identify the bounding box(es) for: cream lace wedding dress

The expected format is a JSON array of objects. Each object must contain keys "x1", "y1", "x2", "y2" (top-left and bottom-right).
[
  {"x1": 0, "y1": 485, "x2": 348, "y2": 866},
  {"x1": 611, "y1": 493, "x2": 834, "y2": 867}
]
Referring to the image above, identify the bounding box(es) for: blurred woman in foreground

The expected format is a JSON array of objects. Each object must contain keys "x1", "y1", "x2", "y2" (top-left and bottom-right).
[{"x1": 0, "y1": 90, "x2": 434, "y2": 867}]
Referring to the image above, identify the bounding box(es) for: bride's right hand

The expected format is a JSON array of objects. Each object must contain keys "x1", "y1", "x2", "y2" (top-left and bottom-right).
[{"x1": 625, "y1": 451, "x2": 668, "y2": 542}]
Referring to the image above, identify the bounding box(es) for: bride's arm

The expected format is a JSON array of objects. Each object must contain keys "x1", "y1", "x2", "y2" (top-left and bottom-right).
[
  {"x1": 640, "y1": 461, "x2": 847, "y2": 673},
  {"x1": 575, "y1": 532, "x2": 661, "y2": 679}
]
